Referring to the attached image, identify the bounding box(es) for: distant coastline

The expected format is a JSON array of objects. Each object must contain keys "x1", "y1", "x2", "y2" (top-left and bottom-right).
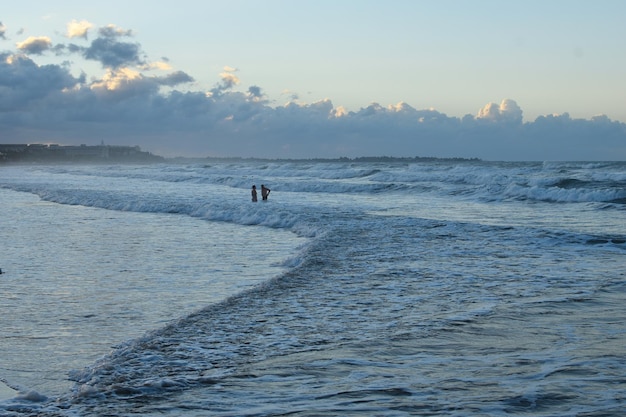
[
  {"x1": 0, "y1": 143, "x2": 164, "y2": 164},
  {"x1": 177, "y1": 155, "x2": 482, "y2": 163},
  {"x1": 0, "y1": 143, "x2": 481, "y2": 164}
]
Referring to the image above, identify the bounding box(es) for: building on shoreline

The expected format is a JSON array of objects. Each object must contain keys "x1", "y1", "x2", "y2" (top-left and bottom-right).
[{"x1": 0, "y1": 143, "x2": 164, "y2": 163}]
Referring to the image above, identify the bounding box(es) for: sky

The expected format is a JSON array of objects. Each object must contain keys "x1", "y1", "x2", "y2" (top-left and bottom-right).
[{"x1": 1, "y1": 0, "x2": 626, "y2": 160}]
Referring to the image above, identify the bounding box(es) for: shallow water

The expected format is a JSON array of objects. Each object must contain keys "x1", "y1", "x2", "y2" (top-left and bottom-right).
[{"x1": 0, "y1": 188, "x2": 304, "y2": 399}]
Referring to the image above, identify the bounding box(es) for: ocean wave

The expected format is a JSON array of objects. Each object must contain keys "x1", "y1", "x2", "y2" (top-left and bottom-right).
[
  {"x1": 3, "y1": 160, "x2": 625, "y2": 220},
  {"x1": 4, "y1": 185, "x2": 310, "y2": 235}
]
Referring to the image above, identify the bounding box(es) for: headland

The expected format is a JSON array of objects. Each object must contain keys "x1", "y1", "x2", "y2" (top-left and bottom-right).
[{"x1": 0, "y1": 143, "x2": 164, "y2": 164}]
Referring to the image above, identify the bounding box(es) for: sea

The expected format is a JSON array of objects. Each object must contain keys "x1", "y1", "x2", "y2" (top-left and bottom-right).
[{"x1": 0, "y1": 159, "x2": 625, "y2": 416}]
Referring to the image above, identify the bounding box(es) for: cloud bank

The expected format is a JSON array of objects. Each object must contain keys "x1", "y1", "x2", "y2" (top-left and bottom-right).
[{"x1": 1, "y1": 20, "x2": 625, "y2": 161}]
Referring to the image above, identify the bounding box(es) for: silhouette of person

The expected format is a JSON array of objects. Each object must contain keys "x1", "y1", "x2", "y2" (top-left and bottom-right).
[
  {"x1": 261, "y1": 184, "x2": 271, "y2": 200},
  {"x1": 251, "y1": 185, "x2": 258, "y2": 202}
]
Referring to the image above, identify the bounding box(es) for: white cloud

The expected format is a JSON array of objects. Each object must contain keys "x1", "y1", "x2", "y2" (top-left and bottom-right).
[
  {"x1": 477, "y1": 99, "x2": 523, "y2": 124},
  {"x1": 332, "y1": 105, "x2": 348, "y2": 118},
  {"x1": 66, "y1": 19, "x2": 93, "y2": 39},
  {"x1": 91, "y1": 68, "x2": 143, "y2": 92},
  {"x1": 219, "y1": 71, "x2": 239, "y2": 87},
  {"x1": 500, "y1": 99, "x2": 523, "y2": 122}
]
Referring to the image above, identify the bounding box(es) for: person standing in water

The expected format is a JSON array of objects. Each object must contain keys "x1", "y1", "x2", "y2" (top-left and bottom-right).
[
  {"x1": 251, "y1": 185, "x2": 258, "y2": 202},
  {"x1": 261, "y1": 184, "x2": 271, "y2": 200}
]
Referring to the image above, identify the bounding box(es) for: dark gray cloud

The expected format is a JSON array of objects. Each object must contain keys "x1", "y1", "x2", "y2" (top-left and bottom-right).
[
  {"x1": 98, "y1": 24, "x2": 133, "y2": 38},
  {"x1": 11, "y1": 22, "x2": 143, "y2": 69},
  {"x1": 0, "y1": 53, "x2": 82, "y2": 111},
  {"x1": 1, "y1": 21, "x2": 625, "y2": 161},
  {"x1": 157, "y1": 70, "x2": 195, "y2": 87},
  {"x1": 210, "y1": 67, "x2": 239, "y2": 97},
  {"x1": 16, "y1": 36, "x2": 53, "y2": 54},
  {"x1": 83, "y1": 36, "x2": 143, "y2": 68},
  {"x1": 0, "y1": 22, "x2": 6, "y2": 40},
  {"x1": 247, "y1": 85, "x2": 264, "y2": 101}
]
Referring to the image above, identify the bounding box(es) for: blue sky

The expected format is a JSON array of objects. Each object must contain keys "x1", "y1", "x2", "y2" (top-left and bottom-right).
[{"x1": 2, "y1": 1, "x2": 626, "y2": 160}]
